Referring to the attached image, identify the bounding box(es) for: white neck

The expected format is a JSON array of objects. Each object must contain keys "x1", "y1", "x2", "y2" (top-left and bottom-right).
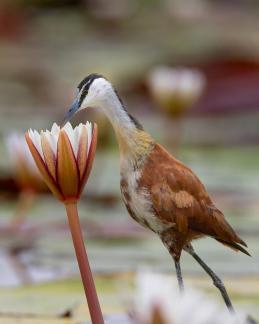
[
  {"x1": 98, "y1": 90, "x2": 153, "y2": 163},
  {"x1": 101, "y1": 95, "x2": 135, "y2": 136}
]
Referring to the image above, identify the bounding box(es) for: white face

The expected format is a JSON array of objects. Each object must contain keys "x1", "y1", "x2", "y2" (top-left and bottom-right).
[{"x1": 79, "y1": 77, "x2": 114, "y2": 111}]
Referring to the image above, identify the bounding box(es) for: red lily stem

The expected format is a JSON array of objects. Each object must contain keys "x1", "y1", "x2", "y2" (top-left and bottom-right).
[{"x1": 65, "y1": 202, "x2": 104, "y2": 324}]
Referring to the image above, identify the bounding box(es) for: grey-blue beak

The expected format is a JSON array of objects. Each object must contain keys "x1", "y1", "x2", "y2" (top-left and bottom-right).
[{"x1": 62, "y1": 97, "x2": 80, "y2": 126}]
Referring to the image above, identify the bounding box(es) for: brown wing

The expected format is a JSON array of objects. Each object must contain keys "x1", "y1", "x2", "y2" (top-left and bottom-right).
[{"x1": 139, "y1": 144, "x2": 248, "y2": 253}]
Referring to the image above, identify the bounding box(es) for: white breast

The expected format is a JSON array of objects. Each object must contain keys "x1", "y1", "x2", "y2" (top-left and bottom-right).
[{"x1": 121, "y1": 165, "x2": 169, "y2": 233}]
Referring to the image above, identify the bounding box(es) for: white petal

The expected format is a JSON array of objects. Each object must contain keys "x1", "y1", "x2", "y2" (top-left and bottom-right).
[
  {"x1": 44, "y1": 130, "x2": 58, "y2": 157},
  {"x1": 73, "y1": 123, "x2": 84, "y2": 156},
  {"x1": 6, "y1": 133, "x2": 25, "y2": 164},
  {"x1": 51, "y1": 123, "x2": 60, "y2": 135},
  {"x1": 178, "y1": 73, "x2": 194, "y2": 96},
  {"x1": 86, "y1": 122, "x2": 92, "y2": 154},
  {"x1": 5, "y1": 132, "x2": 40, "y2": 174},
  {"x1": 5, "y1": 133, "x2": 19, "y2": 160},
  {"x1": 62, "y1": 122, "x2": 77, "y2": 156},
  {"x1": 28, "y1": 130, "x2": 44, "y2": 159}
]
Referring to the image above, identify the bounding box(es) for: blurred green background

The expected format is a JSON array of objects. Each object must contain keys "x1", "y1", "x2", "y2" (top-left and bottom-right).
[{"x1": 0, "y1": 0, "x2": 259, "y2": 322}]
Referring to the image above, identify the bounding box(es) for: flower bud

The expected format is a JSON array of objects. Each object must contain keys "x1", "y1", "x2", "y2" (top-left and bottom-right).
[{"x1": 25, "y1": 122, "x2": 97, "y2": 203}]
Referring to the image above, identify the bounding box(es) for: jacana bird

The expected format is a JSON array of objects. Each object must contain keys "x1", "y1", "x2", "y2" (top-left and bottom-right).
[{"x1": 64, "y1": 73, "x2": 250, "y2": 313}]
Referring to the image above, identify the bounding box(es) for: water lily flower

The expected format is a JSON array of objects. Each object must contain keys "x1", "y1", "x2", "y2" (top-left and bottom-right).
[
  {"x1": 148, "y1": 66, "x2": 206, "y2": 116},
  {"x1": 5, "y1": 133, "x2": 47, "y2": 227},
  {"x1": 25, "y1": 122, "x2": 104, "y2": 324},
  {"x1": 132, "y1": 271, "x2": 248, "y2": 324},
  {"x1": 6, "y1": 132, "x2": 45, "y2": 192},
  {"x1": 25, "y1": 122, "x2": 97, "y2": 203}
]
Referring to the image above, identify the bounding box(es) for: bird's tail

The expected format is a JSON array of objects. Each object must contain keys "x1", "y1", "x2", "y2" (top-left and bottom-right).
[{"x1": 216, "y1": 238, "x2": 251, "y2": 256}]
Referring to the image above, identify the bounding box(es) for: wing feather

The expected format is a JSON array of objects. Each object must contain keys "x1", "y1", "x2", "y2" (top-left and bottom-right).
[{"x1": 140, "y1": 144, "x2": 247, "y2": 250}]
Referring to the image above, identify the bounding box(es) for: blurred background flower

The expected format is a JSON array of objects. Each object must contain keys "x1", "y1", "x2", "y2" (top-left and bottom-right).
[
  {"x1": 131, "y1": 272, "x2": 249, "y2": 324},
  {"x1": 147, "y1": 66, "x2": 206, "y2": 149},
  {"x1": 5, "y1": 132, "x2": 45, "y2": 193},
  {"x1": 5, "y1": 132, "x2": 46, "y2": 227},
  {"x1": 147, "y1": 67, "x2": 206, "y2": 118}
]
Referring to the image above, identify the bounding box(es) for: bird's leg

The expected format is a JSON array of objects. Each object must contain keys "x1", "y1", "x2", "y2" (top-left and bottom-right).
[
  {"x1": 174, "y1": 259, "x2": 184, "y2": 293},
  {"x1": 160, "y1": 228, "x2": 184, "y2": 293},
  {"x1": 184, "y1": 244, "x2": 235, "y2": 313}
]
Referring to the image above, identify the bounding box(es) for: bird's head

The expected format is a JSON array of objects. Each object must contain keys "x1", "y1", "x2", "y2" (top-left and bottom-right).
[
  {"x1": 63, "y1": 73, "x2": 113, "y2": 124},
  {"x1": 63, "y1": 73, "x2": 152, "y2": 157}
]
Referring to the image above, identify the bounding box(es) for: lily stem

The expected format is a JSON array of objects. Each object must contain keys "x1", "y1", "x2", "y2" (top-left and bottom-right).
[{"x1": 65, "y1": 202, "x2": 104, "y2": 324}]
